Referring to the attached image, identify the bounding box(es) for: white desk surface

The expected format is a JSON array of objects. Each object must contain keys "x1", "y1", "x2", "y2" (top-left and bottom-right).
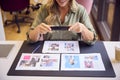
[{"x1": 0, "y1": 41, "x2": 120, "y2": 80}]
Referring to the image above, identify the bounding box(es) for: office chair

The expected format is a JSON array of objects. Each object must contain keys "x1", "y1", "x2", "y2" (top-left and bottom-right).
[
  {"x1": 76, "y1": 0, "x2": 93, "y2": 14},
  {"x1": 31, "y1": 0, "x2": 42, "y2": 11},
  {"x1": 0, "y1": 0, "x2": 33, "y2": 33}
]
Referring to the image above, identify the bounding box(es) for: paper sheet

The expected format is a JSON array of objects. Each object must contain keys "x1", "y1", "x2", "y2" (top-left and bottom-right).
[
  {"x1": 16, "y1": 53, "x2": 105, "y2": 71},
  {"x1": 42, "y1": 41, "x2": 80, "y2": 53}
]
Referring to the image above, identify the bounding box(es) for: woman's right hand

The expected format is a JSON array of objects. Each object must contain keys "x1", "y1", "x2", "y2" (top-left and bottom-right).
[
  {"x1": 34, "y1": 23, "x2": 51, "y2": 34},
  {"x1": 29, "y1": 23, "x2": 51, "y2": 42}
]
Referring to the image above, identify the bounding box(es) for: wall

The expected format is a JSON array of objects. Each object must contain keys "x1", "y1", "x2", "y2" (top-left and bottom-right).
[{"x1": 0, "y1": 9, "x2": 5, "y2": 40}]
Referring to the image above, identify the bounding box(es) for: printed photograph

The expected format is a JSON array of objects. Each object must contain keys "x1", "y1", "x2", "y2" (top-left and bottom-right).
[
  {"x1": 64, "y1": 43, "x2": 75, "y2": 51},
  {"x1": 48, "y1": 43, "x2": 59, "y2": 51},
  {"x1": 39, "y1": 54, "x2": 60, "y2": 70},
  {"x1": 40, "y1": 55, "x2": 58, "y2": 67},
  {"x1": 84, "y1": 60, "x2": 93, "y2": 68},
  {"x1": 19, "y1": 55, "x2": 41, "y2": 67},
  {"x1": 64, "y1": 55, "x2": 80, "y2": 68}
]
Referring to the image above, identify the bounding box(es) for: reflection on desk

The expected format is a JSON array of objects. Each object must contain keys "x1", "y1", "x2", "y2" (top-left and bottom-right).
[{"x1": 0, "y1": 44, "x2": 14, "y2": 58}]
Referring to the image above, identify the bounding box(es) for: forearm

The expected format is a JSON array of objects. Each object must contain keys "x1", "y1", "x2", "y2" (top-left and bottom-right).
[
  {"x1": 81, "y1": 26, "x2": 94, "y2": 41},
  {"x1": 29, "y1": 29, "x2": 40, "y2": 42}
]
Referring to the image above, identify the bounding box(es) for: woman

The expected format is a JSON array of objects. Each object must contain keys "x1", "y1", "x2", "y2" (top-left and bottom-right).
[{"x1": 27, "y1": 0, "x2": 97, "y2": 45}]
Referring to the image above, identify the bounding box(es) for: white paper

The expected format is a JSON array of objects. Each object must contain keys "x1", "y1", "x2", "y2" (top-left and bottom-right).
[
  {"x1": 61, "y1": 53, "x2": 105, "y2": 71},
  {"x1": 42, "y1": 41, "x2": 80, "y2": 53},
  {"x1": 15, "y1": 53, "x2": 60, "y2": 71},
  {"x1": 16, "y1": 53, "x2": 105, "y2": 71}
]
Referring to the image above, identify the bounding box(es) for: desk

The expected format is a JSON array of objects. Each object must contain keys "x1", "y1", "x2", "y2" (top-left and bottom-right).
[{"x1": 0, "y1": 41, "x2": 120, "y2": 80}]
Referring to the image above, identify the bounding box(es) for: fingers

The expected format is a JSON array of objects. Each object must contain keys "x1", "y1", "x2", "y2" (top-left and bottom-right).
[
  {"x1": 35, "y1": 23, "x2": 51, "y2": 34},
  {"x1": 69, "y1": 22, "x2": 83, "y2": 33},
  {"x1": 68, "y1": 25, "x2": 74, "y2": 31},
  {"x1": 41, "y1": 23, "x2": 51, "y2": 31},
  {"x1": 34, "y1": 22, "x2": 84, "y2": 34}
]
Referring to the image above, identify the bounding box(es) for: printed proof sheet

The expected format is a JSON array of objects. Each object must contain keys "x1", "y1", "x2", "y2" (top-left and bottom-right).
[
  {"x1": 16, "y1": 53, "x2": 60, "y2": 71},
  {"x1": 42, "y1": 41, "x2": 80, "y2": 53},
  {"x1": 16, "y1": 53, "x2": 105, "y2": 71}
]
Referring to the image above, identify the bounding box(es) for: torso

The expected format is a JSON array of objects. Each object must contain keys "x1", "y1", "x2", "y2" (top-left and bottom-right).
[{"x1": 59, "y1": 7, "x2": 69, "y2": 24}]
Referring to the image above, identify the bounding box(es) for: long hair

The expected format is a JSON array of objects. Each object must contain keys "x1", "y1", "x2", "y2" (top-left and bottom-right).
[{"x1": 45, "y1": 0, "x2": 77, "y2": 24}]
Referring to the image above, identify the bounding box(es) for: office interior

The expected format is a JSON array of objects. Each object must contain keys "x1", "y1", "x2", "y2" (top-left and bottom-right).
[{"x1": 0, "y1": 0, "x2": 120, "y2": 41}]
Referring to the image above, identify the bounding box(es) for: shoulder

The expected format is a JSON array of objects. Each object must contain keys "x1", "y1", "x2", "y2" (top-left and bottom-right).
[
  {"x1": 76, "y1": 3, "x2": 86, "y2": 13},
  {"x1": 71, "y1": 2, "x2": 87, "y2": 14},
  {"x1": 36, "y1": 4, "x2": 49, "y2": 18},
  {"x1": 37, "y1": 4, "x2": 48, "y2": 13}
]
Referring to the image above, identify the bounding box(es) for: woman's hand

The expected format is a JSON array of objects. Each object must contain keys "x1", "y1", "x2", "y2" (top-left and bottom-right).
[
  {"x1": 69, "y1": 22, "x2": 83, "y2": 33},
  {"x1": 29, "y1": 23, "x2": 51, "y2": 42},
  {"x1": 69, "y1": 22, "x2": 94, "y2": 41},
  {"x1": 35, "y1": 23, "x2": 51, "y2": 34}
]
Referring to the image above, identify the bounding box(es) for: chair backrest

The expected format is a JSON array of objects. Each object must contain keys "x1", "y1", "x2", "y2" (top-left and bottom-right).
[
  {"x1": 76, "y1": 0, "x2": 93, "y2": 14},
  {"x1": 0, "y1": 0, "x2": 29, "y2": 12}
]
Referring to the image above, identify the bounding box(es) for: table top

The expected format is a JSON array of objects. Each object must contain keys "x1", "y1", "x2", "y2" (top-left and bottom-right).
[{"x1": 0, "y1": 41, "x2": 120, "y2": 80}]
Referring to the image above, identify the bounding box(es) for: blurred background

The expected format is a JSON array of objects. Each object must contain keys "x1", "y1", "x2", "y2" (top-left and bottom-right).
[{"x1": 0, "y1": 0, "x2": 119, "y2": 41}]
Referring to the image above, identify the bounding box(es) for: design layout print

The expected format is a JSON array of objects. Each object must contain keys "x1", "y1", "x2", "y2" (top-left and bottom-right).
[
  {"x1": 82, "y1": 54, "x2": 105, "y2": 71},
  {"x1": 15, "y1": 53, "x2": 60, "y2": 71},
  {"x1": 15, "y1": 53, "x2": 41, "y2": 70},
  {"x1": 61, "y1": 53, "x2": 105, "y2": 71},
  {"x1": 39, "y1": 54, "x2": 60, "y2": 70},
  {"x1": 42, "y1": 41, "x2": 80, "y2": 53},
  {"x1": 16, "y1": 53, "x2": 105, "y2": 71}
]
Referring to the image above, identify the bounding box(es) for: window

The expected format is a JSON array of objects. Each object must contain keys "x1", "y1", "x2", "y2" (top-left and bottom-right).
[
  {"x1": 107, "y1": 2, "x2": 115, "y2": 30},
  {"x1": 92, "y1": 0, "x2": 116, "y2": 41}
]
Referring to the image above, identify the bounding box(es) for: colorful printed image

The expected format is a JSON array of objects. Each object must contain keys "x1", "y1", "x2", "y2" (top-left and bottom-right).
[
  {"x1": 16, "y1": 53, "x2": 105, "y2": 71},
  {"x1": 23, "y1": 55, "x2": 31, "y2": 60},
  {"x1": 19, "y1": 55, "x2": 40, "y2": 67},
  {"x1": 48, "y1": 43, "x2": 59, "y2": 51},
  {"x1": 84, "y1": 60, "x2": 93, "y2": 68},
  {"x1": 84, "y1": 55, "x2": 98, "y2": 60},
  {"x1": 64, "y1": 43, "x2": 74, "y2": 51},
  {"x1": 40, "y1": 55, "x2": 58, "y2": 67},
  {"x1": 93, "y1": 56, "x2": 98, "y2": 60},
  {"x1": 42, "y1": 41, "x2": 80, "y2": 53},
  {"x1": 64, "y1": 55, "x2": 80, "y2": 68}
]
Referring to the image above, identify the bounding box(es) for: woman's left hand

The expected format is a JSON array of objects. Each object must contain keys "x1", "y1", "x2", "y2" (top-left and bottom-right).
[
  {"x1": 68, "y1": 22, "x2": 84, "y2": 33},
  {"x1": 69, "y1": 22, "x2": 94, "y2": 41}
]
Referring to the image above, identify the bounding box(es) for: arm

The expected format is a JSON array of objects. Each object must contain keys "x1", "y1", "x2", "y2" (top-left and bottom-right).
[
  {"x1": 69, "y1": 6, "x2": 97, "y2": 45},
  {"x1": 27, "y1": 5, "x2": 51, "y2": 43},
  {"x1": 69, "y1": 22, "x2": 94, "y2": 40},
  {"x1": 28, "y1": 23, "x2": 51, "y2": 42}
]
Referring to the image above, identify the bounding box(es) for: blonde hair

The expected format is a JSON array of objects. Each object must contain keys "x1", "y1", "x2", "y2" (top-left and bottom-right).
[{"x1": 45, "y1": 0, "x2": 77, "y2": 24}]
